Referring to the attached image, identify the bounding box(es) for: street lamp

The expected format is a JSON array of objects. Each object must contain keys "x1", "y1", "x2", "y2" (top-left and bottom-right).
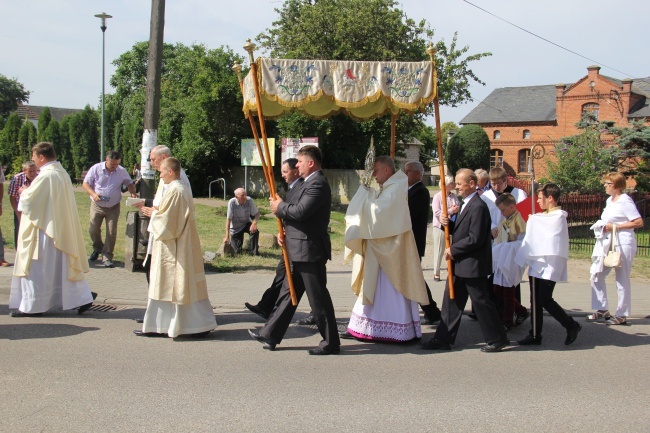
[{"x1": 94, "y1": 12, "x2": 112, "y2": 161}]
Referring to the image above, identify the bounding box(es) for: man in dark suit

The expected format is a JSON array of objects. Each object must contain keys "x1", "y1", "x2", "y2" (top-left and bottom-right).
[
  {"x1": 244, "y1": 158, "x2": 304, "y2": 320},
  {"x1": 404, "y1": 161, "x2": 441, "y2": 324},
  {"x1": 249, "y1": 145, "x2": 340, "y2": 355},
  {"x1": 422, "y1": 168, "x2": 508, "y2": 352}
]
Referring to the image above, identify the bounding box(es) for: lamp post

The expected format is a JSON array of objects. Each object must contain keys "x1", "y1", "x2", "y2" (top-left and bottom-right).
[{"x1": 94, "y1": 12, "x2": 112, "y2": 161}]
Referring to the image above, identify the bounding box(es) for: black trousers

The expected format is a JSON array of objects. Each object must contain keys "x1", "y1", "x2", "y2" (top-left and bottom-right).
[
  {"x1": 434, "y1": 275, "x2": 507, "y2": 345},
  {"x1": 13, "y1": 212, "x2": 19, "y2": 248},
  {"x1": 231, "y1": 222, "x2": 259, "y2": 255},
  {"x1": 528, "y1": 277, "x2": 574, "y2": 336},
  {"x1": 260, "y1": 260, "x2": 340, "y2": 351},
  {"x1": 419, "y1": 257, "x2": 440, "y2": 320},
  {"x1": 256, "y1": 258, "x2": 286, "y2": 316}
]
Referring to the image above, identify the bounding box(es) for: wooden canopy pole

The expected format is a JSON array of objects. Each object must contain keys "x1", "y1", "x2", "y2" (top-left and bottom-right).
[
  {"x1": 427, "y1": 43, "x2": 455, "y2": 299},
  {"x1": 390, "y1": 114, "x2": 397, "y2": 159},
  {"x1": 232, "y1": 62, "x2": 271, "y2": 189},
  {"x1": 241, "y1": 40, "x2": 298, "y2": 307}
]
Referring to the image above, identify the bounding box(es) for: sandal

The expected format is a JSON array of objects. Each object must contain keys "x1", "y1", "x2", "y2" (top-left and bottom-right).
[
  {"x1": 587, "y1": 310, "x2": 610, "y2": 321},
  {"x1": 605, "y1": 316, "x2": 627, "y2": 325}
]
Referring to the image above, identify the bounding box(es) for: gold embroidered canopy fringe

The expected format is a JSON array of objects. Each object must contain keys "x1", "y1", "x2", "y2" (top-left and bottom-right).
[{"x1": 242, "y1": 58, "x2": 436, "y2": 121}]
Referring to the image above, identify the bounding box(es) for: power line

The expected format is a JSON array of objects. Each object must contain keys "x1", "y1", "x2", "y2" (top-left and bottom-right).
[{"x1": 462, "y1": 0, "x2": 637, "y2": 78}]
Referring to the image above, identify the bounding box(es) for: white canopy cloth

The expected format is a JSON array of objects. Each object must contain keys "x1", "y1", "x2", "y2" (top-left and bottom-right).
[{"x1": 242, "y1": 58, "x2": 436, "y2": 120}]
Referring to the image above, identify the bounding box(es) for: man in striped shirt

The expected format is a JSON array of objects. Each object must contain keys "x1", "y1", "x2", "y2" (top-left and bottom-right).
[{"x1": 9, "y1": 161, "x2": 38, "y2": 249}]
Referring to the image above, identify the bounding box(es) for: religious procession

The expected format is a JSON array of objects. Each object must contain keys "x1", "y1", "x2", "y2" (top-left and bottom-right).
[{"x1": 5, "y1": 47, "x2": 644, "y2": 357}]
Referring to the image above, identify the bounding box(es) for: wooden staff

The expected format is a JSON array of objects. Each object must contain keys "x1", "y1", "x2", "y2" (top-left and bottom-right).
[
  {"x1": 390, "y1": 114, "x2": 397, "y2": 159},
  {"x1": 238, "y1": 40, "x2": 298, "y2": 307},
  {"x1": 427, "y1": 44, "x2": 455, "y2": 299}
]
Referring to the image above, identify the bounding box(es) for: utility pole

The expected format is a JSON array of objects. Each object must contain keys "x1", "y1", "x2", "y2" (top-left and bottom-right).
[
  {"x1": 126, "y1": 0, "x2": 165, "y2": 272},
  {"x1": 140, "y1": 0, "x2": 165, "y2": 199}
]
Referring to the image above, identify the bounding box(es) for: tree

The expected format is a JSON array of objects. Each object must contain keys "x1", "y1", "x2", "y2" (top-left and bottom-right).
[
  {"x1": 600, "y1": 119, "x2": 650, "y2": 191},
  {"x1": 0, "y1": 74, "x2": 30, "y2": 120},
  {"x1": 17, "y1": 120, "x2": 37, "y2": 162},
  {"x1": 0, "y1": 113, "x2": 22, "y2": 166},
  {"x1": 545, "y1": 113, "x2": 615, "y2": 193},
  {"x1": 445, "y1": 124, "x2": 490, "y2": 175},
  {"x1": 109, "y1": 42, "x2": 248, "y2": 194},
  {"x1": 58, "y1": 116, "x2": 74, "y2": 174},
  {"x1": 69, "y1": 105, "x2": 100, "y2": 179},
  {"x1": 36, "y1": 107, "x2": 53, "y2": 141},
  {"x1": 255, "y1": 0, "x2": 490, "y2": 168}
]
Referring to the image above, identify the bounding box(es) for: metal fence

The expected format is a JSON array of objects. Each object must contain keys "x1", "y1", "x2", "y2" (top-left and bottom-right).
[
  {"x1": 506, "y1": 177, "x2": 649, "y2": 256},
  {"x1": 562, "y1": 192, "x2": 650, "y2": 257}
]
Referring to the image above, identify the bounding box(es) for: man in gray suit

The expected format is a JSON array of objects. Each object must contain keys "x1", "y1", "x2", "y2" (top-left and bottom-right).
[
  {"x1": 248, "y1": 145, "x2": 340, "y2": 355},
  {"x1": 422, "y1": 168, "x2": 508, "y2": 353}
]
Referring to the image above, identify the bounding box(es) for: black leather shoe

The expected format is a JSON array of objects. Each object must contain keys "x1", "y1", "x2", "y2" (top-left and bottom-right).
[
  {"x1": 517, "y1": 334, "x2": 542, "y2": 346},
  {"x1": 10, "y1": 311, "x2": 43, "y2": 318},
  {"x1": 296, "y1": 315, "x2": 315, "y2": 325},
  {"x1": 134, "y1": 318, "x2": 144, "y2": 324},
  {"x1": 133, "y1": 330, "x2": 167, "y2": 337},
  {"x1": 248, "y1": 329, "x2": 276, "y2": 351},
  {"x1": 89, "y1": 251, "x2": 100, "y2": 261},
  {"x1": 514, "y1": 310, "x2": 529, "y2": 327},
  {"x1": 245, "y1": 302, "x2": 269, "y2": 320},
  {"x1": 565, "y1": 322, "x2": 582, "y2": 345},
  {"x1": 481, "y1": 340, "x2": 509, "y2": 353},
  {"x1": 421, "y1": 338, "x2": 451, "y2": 351},
  {"x1": 338, "y1": 331, "x2": 354, "y2": 340},
  {"x1": 308, "y1": 346, "x2": 340, "y2": 355},
  {"x1": 78, "y1": 292, "x2": 98, "y2": 315},
  {"x1": 421, "y1": 310, "x2": 442, "y2": 325}
]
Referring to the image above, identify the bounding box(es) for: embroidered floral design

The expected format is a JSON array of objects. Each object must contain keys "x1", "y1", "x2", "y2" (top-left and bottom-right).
[
  {"x1": 269, "y1": 63, "x2": 316, "y2": 97},
  {"x1": 382, "y1": 65, "x2": 425, "y2": 98}
]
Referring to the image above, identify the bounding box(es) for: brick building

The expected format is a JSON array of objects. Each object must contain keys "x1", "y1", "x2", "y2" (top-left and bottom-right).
[{"x1": 460, "y1": 66, "x2": 650, "y2": 179}]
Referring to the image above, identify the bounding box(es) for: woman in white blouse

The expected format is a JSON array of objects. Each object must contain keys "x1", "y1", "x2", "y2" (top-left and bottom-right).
[{"x1": 588, "y1": 172, "x2": 643, "y2": 325}]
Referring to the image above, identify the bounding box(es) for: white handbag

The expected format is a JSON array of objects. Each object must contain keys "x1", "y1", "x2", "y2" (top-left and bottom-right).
[{"x1": 603, "y1": 224, "x2": 622, "y2": 268}]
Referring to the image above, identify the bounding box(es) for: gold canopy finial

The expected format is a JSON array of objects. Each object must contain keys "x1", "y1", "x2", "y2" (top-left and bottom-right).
[{"x1": 243, "y1": 39, "x2": 257, "y2": 64}]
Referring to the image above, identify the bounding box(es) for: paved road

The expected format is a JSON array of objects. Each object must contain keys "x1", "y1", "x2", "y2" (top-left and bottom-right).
[{"x1": 1, "y1": 246, "x2": 649, "y2": 431}]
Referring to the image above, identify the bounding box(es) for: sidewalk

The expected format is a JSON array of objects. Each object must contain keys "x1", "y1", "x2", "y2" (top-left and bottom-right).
[{"x1": 1, "y1": 247, "x2": 649, "y2": 319}]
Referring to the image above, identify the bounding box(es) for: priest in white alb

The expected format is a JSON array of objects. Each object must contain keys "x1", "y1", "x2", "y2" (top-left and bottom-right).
[
  {"x1": 10, "y1": 142, "x2": 95, "y2": 317},
  {"x1": 135, "y1": 157, "x2": 216, "y2": 338},
  {"x1": 340, "y1": 156, "x2": 429, "y2": 343}
]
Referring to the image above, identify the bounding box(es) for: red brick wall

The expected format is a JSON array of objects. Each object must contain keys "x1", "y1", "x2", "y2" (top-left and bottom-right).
[{"x1": 477, "y1": 67, "x2": 649, "y2": 181}]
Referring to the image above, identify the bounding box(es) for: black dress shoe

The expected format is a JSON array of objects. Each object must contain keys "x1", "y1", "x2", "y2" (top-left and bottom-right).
[
  {"x1": 517, "y1": 334, "x2": 542, "y2": 346},
  {"x1": 78, "y1": 292, "x2": 98, "y2": 315},
  {"x1": 481, "y1": 340, "x2": 509, "y2": 353},
  {"x1": 338, "y1": 330, "x2": 354, "y2": 340},
  {"x1": 245, "y1": 302, "x2": 269, "y2": 320},
  {"x1": 565, "y1": 322, "x2": 582, "y2": 345},
  {"x1": 135, "y1": 318, "x2": 144, "y2": 324},
  {"x1": 248, "y1": 329, "x2": 276, "y2": 351},
  {"x1": 296, "y1": 315, "x2": 316, "y2": 325},
  {"x1": 133, "y1": 330, "x2": 167, "y2": 337},
  {"x1": 10, "y1": 311, "x2": 43, "y2": 318},
  {"x1": 421, "y1": 338, "x2": 451, "y2": 350},
  {"x1": 89, "y1": 251, "x2": 100, "y2": 261},
  {"x1": 308, "y1": 346, "x2": 340, "y2": 355}
]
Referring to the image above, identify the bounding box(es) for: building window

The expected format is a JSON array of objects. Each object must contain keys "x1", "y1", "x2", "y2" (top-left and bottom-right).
[
  {"x1": 491, "y1": 149, "x2": 503, "y2": 168},
  {"x1": 518, "y1": 149, "x2": 530, "y2": 173},
  {"x1": 523, "y1": 129, "x2": 530, "y2": 139},
  {"x1": 582, "y1": 103, "x2": 599, "y2": 122},
  {"x1": 493, "y1": 130, "x2": 501, "y2": 140}
]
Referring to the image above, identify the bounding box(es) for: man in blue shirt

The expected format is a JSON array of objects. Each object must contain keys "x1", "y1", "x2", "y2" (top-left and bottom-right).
[{"x1": 82, "y1": 150, "x2": 137, "y2": 268}]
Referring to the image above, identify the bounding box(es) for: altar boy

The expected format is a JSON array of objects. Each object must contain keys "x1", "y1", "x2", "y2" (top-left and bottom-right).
[
  {"x1": 514, "y1": 184, "x2": 581, "y2": 346},
  {"x1": 492, "y1": 193, "x2": 528, "y2": 329}
]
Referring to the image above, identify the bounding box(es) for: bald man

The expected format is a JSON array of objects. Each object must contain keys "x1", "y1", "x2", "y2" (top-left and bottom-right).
[{"x1": 223, "y1": 188, "x2": 261, "y2": 255}]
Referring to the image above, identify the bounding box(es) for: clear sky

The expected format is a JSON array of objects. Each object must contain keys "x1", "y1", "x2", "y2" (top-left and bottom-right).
[{"x1": 2, "y1": 0, "x2": 648, "y2": 127}]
